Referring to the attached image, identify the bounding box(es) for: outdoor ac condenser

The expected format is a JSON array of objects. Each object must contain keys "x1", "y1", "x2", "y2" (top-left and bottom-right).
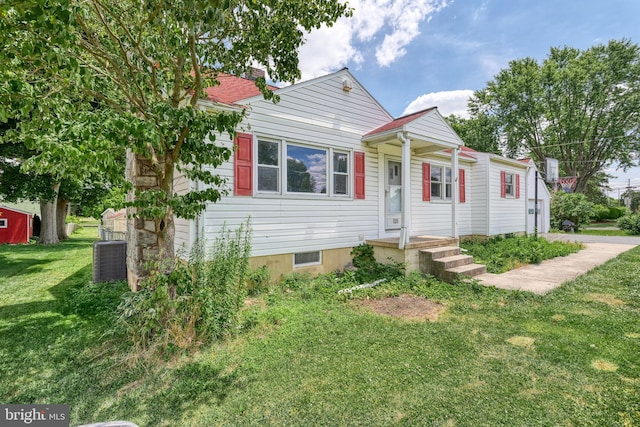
[{"x1": 93, "y1": 240, "x2": 127, "y2": 283}]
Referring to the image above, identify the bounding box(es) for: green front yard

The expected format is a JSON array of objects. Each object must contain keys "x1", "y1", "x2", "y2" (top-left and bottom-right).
[{"x1": 1, "y1": 228, "x2": 639, "y2": 426}]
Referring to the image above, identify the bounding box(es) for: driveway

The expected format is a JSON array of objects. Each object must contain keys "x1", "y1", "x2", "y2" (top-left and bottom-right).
[{"x1": 474, "y1": 233, "x2": 639, "y2": 295}]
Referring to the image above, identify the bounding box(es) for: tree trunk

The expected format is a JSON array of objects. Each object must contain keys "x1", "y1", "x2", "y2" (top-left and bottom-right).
[
  {"x1": 38, "y1": 183, "x2": 61, "y2": 245},
  {"x1": 56, "y1": 197, "x2": 70, "y2": 241},
  {"x1": 125, "y1": 150, "x2": 175, "y2": 291}
]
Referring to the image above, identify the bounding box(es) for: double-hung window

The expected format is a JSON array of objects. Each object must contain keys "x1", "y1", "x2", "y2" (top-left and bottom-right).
[
  {"x1": 430, "y1": 166, "x2": 452, "y2": 200},
  {"x1": 500, "y1": 171, "x2": 520, "y2": 199},
  {"x1": 504, "y1": 173, "x2": 515, "y2": 197},
  {"x1": 257, "y1": 140, "x2": 280, "y2": 192},
  {"x1": 257, "y1": 139, "x2": 350, "y2": 197}
]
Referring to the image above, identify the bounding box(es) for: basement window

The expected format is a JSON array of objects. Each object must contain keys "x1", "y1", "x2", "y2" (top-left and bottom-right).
[
  {"x1": 0, "y1": 219, "x2": 6, "y2": 228},
  {"x1": 294, "y1": 251, "x2": 322, "y2": 267}
]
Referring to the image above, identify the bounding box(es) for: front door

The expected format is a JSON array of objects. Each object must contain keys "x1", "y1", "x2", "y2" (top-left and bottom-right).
[{"x1": 386, "y1": 160, "x2": 402, "y2": 230}]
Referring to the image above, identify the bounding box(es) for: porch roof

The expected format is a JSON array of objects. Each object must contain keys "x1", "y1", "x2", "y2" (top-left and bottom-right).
[{"x1": 361, "y1": 107, "x2": 464, "y2": 154}]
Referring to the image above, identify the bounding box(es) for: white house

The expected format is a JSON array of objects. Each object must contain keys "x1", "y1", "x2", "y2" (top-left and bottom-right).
[{"x1": 174, "y1": 69, "x2": 533, "y2": 278}]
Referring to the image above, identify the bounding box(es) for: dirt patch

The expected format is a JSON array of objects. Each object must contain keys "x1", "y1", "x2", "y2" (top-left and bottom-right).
[
  {"x1": 586, "y1": 293, "x2": 626, "y2": 307},
  {"x1": 359, "y1": 294, "x2": 446, "y2": 322},
  {"x1": 591, "y1": 359, "x2": 618, "y2": 372},
  {"x1": 244, "y1": 297, "x2": 267, "y2": 310},
  {"x1": 507, "y1": 336, "x2": 535, "y2": 348}
]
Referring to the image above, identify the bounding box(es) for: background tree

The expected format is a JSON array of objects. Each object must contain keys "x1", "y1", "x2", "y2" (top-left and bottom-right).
[
  {"x1": 446, "y1": 113, "x2": 502, "y2": 154},
  {"x1": 469, "y1": 39, "x2": 640, "y2": 193},
  {"x1": 2, "y1": 0, "x2": 350, "y2": 288}
]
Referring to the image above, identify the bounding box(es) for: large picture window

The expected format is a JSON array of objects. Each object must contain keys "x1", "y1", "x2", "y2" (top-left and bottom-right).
[
  {"x1": 256, "y1": 138, "x2": 350, "y2": 197},
  {"x1": 287, "y1": 144, "x2": 327, "y2": 194}
]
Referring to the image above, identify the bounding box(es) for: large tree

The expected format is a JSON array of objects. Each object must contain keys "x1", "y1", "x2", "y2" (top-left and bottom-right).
[
  {"x1": 446, "y1": 114, "x2": 501, "y2": 154},
  {"x1": 470, "y1": 39, "x2": 640, "y2": 193},
  {"x1": 2, "y1": 0, "x2": 350, "y2": 288}
]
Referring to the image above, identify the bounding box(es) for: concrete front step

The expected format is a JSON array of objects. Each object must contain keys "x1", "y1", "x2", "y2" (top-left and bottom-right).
[
  {"x1": 441, "y1": 263, "x2": 487, "y2": 283},
  {"x1": 420, "y1": 246, "x2": 461, "y2": 260},
  {"x1": 435, "y1": 254, "x2": 474, "y2": 270}
]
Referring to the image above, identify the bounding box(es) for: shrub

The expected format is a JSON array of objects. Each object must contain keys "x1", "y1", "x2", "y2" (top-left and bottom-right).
[
  {"x1": 247, "y1": 265, "x2": 271, "y2": 295},
  {"x1": 609, "y1": 206, "x2": 629, "y2": 220},
  {"x1": 118, "y1": 220, "x2": 252, "y2": 352},
  {"x1": 592, "y1": 204, "x2": 611, "y2": 221},
  {"x1": 350, "y1": 243, "x2": 406, "y2": 283},
  {"x1": 617, "y1": 214, "x2": 640, "y2": 234},
  {"x1": 550, "y1": 192, "x2": 594, "y2": 231}
]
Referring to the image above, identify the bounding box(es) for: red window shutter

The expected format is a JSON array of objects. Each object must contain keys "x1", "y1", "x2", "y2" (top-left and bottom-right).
[
  {"x1": 234, "y1": 132, "x2": 253, "y2": 196},
  {"x1": 354, "y1": 151, "x2": 365, "y2": 199},
  {"x1": 516, "y1": 174, "x2": 520, "y2": 199},
  {"x1": 422, "y1": 163, "x2": 431, "y2": 201},
  {"x1": 459, "y1": 168, "x2": 466, "y2": 203},
  {"x1": 500, "y1": 170, "x2": 506, "y2": 198}
]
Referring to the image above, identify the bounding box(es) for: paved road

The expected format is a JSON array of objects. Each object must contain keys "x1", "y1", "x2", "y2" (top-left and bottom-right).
[{"x1": 542, "y1": 233, "x2": 640, "y2": 245}]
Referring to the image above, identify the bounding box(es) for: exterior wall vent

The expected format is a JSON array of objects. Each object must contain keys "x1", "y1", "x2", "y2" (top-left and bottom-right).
[
  {"x1": 342, "y1": 79, "x2": 353, "y2": 92},
  {"x1": 93, "y1": 240, "x2": 127, "y2": 283}
]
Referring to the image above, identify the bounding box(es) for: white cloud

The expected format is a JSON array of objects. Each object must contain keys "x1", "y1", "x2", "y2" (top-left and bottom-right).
[
  {"x1": 298, "y1": 21, "x2": 363, "y2": 80},
  {"x1": 403, "y1": 89, "x2": 474, "y2": 118},
  {"x1": 478, "y1": 54, "x2": 510, "y2": 79},
  {"x1": 298, "y1": 0, "x2": 449, "y2": 80}
]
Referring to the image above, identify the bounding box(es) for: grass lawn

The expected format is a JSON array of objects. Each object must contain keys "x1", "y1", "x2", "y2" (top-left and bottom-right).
[{"x1": 1, "y1": 228, "x2": 639, "y2": 426}]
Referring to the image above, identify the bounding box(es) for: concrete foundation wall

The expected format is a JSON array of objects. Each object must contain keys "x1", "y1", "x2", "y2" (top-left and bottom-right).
[{"x1": 249, "y1": 247, "x2": 354, "y2": 281}]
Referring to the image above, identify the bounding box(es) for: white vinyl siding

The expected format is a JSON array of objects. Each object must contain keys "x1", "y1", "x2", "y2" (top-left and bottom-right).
[
  {"x1": 490, "y1": 162, "x2": 526, "y2": 235},
  {"x1": 173, "y1": 166, "x2": 192, "y2": 255},
  {"x1": 199, "y1": 71, "x2": 384, "y2": 257}
]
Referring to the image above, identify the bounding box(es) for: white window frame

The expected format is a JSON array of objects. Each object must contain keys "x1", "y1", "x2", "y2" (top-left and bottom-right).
[
  {"x1": 255, "y1": 137, "x2": 351, "y2": 198},
  {"x1": 431, "y1": 165, "x2": 452, "y2": 200},
  {"x1": 256, "y1": 139, "x2": 281, "y2": 193},
  {"x1": 505, "y1": 172, "x2": 515, "y2": 197},
  {"x1": 0, "y1": 219, "x2": 6, "y2": 228}
]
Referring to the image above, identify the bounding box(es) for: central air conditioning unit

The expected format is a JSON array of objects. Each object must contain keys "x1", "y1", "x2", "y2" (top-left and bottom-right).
[{"x1": 93, "y1": 240, "x2": 127, "y2": 283}]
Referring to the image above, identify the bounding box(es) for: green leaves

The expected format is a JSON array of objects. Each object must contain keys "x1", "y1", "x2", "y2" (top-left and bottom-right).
[
  {"x1": 550, "y1": 191, "x2": 595, "y2": 230},
  {"x1": 471, "y1": 39, "x2": 640, "y2": 193}
]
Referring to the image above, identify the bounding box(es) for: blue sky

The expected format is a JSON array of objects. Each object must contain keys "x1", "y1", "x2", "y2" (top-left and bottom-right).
[{"x1": 295, "y1": 0, "x2": 640, "y2": 194}]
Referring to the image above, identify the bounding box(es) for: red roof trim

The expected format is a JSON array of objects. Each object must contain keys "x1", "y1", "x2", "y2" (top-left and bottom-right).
[{"x1": 364, "y1": 107, "x2": 437, "y2": 137}]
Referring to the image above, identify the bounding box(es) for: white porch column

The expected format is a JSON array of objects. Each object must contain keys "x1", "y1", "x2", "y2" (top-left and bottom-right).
[
  {"x1": 398, "y1": 132, "x2": 411, "y2": 249},
  {"x1": 451, "y1": 147, "x2": 459, "y2": 238}
]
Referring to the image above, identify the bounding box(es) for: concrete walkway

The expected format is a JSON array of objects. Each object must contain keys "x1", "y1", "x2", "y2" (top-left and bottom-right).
[{"x1": 474, "y1": 234, "x2": 638, "y2": 295}]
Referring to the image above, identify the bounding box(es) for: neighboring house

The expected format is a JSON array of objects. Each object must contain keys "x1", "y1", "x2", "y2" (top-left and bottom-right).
[
  {"x1": 174, "y1": 68, "x2": 533, "y2": 278},
  {"x1": 0, "y1": 206, "x2": 33, "y2": 244},
  {"x1": 519, "y1": 158, "x2": 551, "y2": 234},
  {"x1": 100, "y1": 208, "x2": 127, "y2": 240}
]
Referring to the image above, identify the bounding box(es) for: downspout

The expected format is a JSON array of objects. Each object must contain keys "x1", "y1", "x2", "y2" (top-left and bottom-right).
[
  {"x1": 397, "y1": 132, "x2": 411, "y2": 250},
  {"x1": 524, "y1": 162, "x2": 532, "y2": 236},
  {"x1": 451, "y1": 147, "x2": 459, "y2": 239}
]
